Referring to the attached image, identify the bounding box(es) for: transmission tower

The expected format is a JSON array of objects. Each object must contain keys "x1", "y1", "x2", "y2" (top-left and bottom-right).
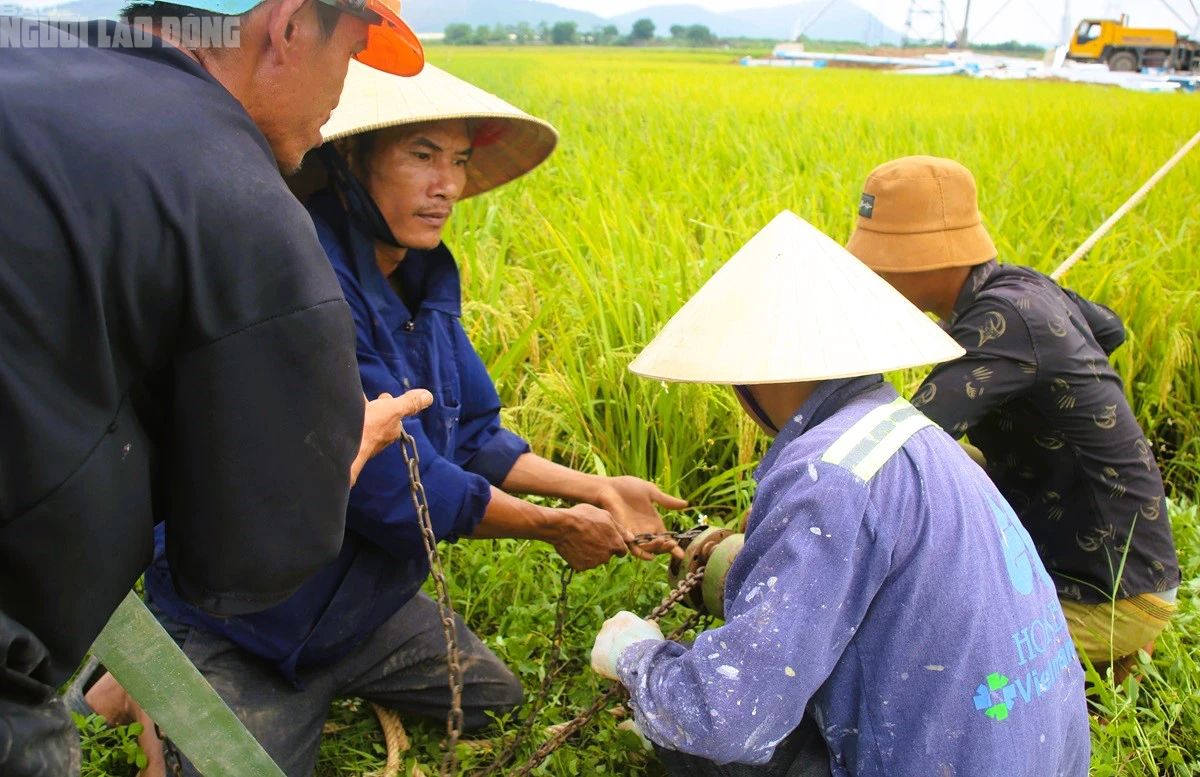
[{"x1": 902, "y1": 0, "x2": 951, "y2": 47}]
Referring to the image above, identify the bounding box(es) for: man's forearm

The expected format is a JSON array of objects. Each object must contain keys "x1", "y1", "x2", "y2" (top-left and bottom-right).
[
  {"x1": 467, "y1": 485, "x2": 561, "y2": 542},
  {"x1": 478, "y1": 460, "x2": 642, "y2": 570},
  {"x1": 501, "y1": 453, "x2": 608, "y2": 504}
]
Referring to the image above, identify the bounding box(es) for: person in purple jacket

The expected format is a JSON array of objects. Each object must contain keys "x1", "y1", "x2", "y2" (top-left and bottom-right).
[{"x1": 591, "y1": 211, "x2": 1091, "y2": 776}]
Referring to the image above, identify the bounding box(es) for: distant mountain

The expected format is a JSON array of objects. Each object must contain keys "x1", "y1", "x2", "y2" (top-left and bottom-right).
[
  {"x1": 402, "y1": 0, "x2": 900, "y2": 43},
  {"x1": 41, "y1": 0, "x2": 609, "y2": 28},
  {"x1": 398, "y1": 0, "x2": 606, "y2": 32},
  {"x1": 609, "y1": 2, "x2": 901, "y2": 43},
  {"x1": 41, "y1": 0, "x2": 902, "y2": 45}
]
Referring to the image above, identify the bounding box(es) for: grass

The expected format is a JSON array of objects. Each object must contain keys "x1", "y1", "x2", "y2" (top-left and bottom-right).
[{"x1": 81, "y1": 47, "x2": 1200, "y2": 775}]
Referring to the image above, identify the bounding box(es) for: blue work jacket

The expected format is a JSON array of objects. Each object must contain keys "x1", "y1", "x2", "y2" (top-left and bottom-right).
[
  {"x1": 144, "y1": 189, "x2": 529, "y2": 681},
  {"x1": 618, "y1": 377, "x2": 1089, "y2": 775}
]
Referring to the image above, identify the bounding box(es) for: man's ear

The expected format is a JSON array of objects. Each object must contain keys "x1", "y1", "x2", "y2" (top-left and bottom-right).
[{"x1": 263, "y1": 0, "x2": 312, "y2": 63}]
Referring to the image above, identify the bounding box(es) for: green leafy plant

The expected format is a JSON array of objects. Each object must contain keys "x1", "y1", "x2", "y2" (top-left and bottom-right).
[{"x1": 75, "y1": 713, "x2": 148, "y2": 777}]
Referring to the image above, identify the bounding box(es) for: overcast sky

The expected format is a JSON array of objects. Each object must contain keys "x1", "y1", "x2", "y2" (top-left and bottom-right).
[{"x1": 550, "y1": 0, "x2": 1198, "y2": 44}]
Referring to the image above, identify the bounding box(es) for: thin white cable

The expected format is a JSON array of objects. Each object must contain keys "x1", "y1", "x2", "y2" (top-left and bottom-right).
[{"x1": 1051, "y1": 129, "x2": 1200, "y2": 282}]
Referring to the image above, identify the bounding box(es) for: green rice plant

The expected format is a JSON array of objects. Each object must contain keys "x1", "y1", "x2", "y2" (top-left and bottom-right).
[{"x1": 440, "y1": 46, "x2": 1200, "y2": 494}]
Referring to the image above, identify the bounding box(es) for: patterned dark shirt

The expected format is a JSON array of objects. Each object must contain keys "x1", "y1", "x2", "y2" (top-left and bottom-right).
[{"x1": 914, "y1": 260, "x2": 1180, "y2": 603}]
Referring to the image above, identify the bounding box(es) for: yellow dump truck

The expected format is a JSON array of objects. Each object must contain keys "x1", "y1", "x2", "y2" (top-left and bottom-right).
[{"x1": 1069, "y1": 15, "x2": 1200, "y2": 72}]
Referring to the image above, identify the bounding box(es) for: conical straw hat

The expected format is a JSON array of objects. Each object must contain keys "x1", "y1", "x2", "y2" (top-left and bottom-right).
[
  {"x1": 319, "y1": 60, "x2": 558, "y2": 199},
  {"x1": 630, "y1": 211, "x2": 965, "y2": 385}
]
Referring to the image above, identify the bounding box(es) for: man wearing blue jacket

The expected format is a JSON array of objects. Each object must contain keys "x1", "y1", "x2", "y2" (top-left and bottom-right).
[
  {"x1": 591, "y1": 212, "x2": 1090, "y2": 776},
  {"x1": 138, "y1": 62, "x2": 685, "y2": 776}
]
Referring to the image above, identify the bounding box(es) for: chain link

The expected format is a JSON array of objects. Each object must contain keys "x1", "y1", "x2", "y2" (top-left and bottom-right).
[
  {"x1": 630, "y1": 526, "x2": 706, "y2": 547},
  {"x1": 398, "y1": 429, "x2": 465, "y2": 777},
  {"x1": 396, "y1": 434, "x2": 710, "y2": 775},
  {"x1": 501, "y1": 564, "x2": 708, "y2": 776},
  {"x1": 648, "y1": 565, "x2": 706, "y2": 622},
  {"x1": 162, "y1": 736, "x2": 184, "y2": 777},
  {"x1": 473, "y1": 566, "x2": 575, "y2": 777}
]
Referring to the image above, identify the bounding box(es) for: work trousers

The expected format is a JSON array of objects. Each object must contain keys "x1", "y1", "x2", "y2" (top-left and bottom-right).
[
  {"x1": 148, "y1": 592, "x2": 523, "y2": 777},
  {"x1": 655, "y1": 716, "x2": 833, "y2": 777},
  {"x1": 0, "y1": 609, "x2": 80, "y2": 777}
]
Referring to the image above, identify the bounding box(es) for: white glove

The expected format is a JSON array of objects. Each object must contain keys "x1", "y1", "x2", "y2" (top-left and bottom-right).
[{"x1": 590, "y1": 611, "x2": 664, "y2": 680}]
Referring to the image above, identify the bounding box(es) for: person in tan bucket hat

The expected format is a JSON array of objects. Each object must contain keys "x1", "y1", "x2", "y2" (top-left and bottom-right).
[{"x1": 849, "y1": 156, "x2": 1180, "y2": 686}]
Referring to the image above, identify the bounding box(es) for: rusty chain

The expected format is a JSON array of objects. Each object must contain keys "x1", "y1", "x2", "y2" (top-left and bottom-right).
[
  {"x1": 395, "y1": 433, "x2": 711, "y2": 775},
  {"x1": 472, "y1": 566, "x2": 575, "y2": 777},
  {"x1": 499, "y1": 565, "x2": 709, "y2": 777},
  {"x1": 397, "y1": 429, "x2": 465, "y2": 777},
  {"x1": 630, "y1": 526, "x2": 706, "y2": 547}
]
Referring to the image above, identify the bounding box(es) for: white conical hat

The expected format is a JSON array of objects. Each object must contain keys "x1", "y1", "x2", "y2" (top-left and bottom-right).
[
  {"x1": 320, "y1": 60, "x2": 558, "y2": 199},
  {"x1": 630, "y1": 211, "x2": 965, "y2": 385}
]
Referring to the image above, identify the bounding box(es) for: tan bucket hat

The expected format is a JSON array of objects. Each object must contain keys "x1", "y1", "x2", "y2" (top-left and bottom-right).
[
  {"x1": 629, "y1": 211, "x2": 965, "y2": 385},
  {"x1": 318, "y1": 60, "x2": 558, "y2": 199},
  {"x1": 846, "y1": 156, "x2": 998, "y2": 273}
]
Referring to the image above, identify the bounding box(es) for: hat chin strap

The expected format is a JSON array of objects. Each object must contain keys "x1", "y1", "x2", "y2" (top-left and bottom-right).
[
  {"x1": 317, "y1": 144, "x2": 403, "y2": 249},
  {"x1": 734, "y1": 385, "x2": 779, "y2": 434}
]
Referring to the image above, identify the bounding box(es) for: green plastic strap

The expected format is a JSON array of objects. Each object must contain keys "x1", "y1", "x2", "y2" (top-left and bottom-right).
[{"x1": 90, "y1": 592, "x2": 286, "y2": 777}]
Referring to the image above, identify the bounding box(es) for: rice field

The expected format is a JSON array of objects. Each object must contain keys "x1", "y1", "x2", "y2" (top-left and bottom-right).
[{"x1": 86, "y1": 46, "x2": 1200, "y2": 776}]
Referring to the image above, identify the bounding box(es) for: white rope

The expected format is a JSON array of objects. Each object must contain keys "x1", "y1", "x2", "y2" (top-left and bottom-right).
[{"x1": 1051, "y1": 128, "x2": 1200, "y2": 283}]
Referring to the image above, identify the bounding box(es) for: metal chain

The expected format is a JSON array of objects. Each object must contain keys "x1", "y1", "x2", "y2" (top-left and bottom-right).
[
  {"x1": 162, "y1": 736, "x2": 184, "y2": 777},
  {"x1": 501, "y1": 564, "x2": 709, "y2": 777},
  {"x1": 397, "y1": 429, "x2": 465, "y2": 777},
  {"x1": 630, "y1": 526, "x2": 706, "y2": 547},
  {"x1": 473, "y1": 566, "x2": 575, "y2": 777},
  {"x1": 648, "y1": 566, "x2": 707, "y2": 622},
  {"x1": 389, "y1": 443, "x2": 710, "y2": 777}
]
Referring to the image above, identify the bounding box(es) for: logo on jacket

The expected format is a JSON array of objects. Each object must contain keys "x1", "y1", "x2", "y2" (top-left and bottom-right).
[
  {"x1": 973, "y1": 672, "x2": 1017, "y2": 721},
  {"x1": 1050, "y1": 378, "x2": 1076, "y2": 410},
  {"x1": 1033, "y1": 432, "x2": 1066, "y2": 451}
]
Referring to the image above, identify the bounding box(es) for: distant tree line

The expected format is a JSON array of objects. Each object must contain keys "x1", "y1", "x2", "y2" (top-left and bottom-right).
[
  {"x1": 442, "y1": 21, "x2": 1048, "y2": 56},
  {"x1": 443, "y1": 18, "x2": 724, "y2": 47},
  {"x1": 966, "y1": 40, "x2": 1047, "y2": 57}
]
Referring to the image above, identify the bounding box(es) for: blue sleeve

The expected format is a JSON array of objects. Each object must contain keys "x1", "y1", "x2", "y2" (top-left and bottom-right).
[
  {"x1": 451, "y1": 323, "x2": 530, "y2": 486},
  {"x1": 616, "y1": 462, "x2": 889, "y2": 765},
  {"x1": 341, "y1": 276, "x2": 491, "y2": 552}
]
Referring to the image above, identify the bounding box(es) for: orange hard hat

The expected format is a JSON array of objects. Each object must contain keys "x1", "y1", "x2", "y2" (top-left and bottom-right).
[{"x1": 321, "y1": 0, "x2": 424, "y2": 77}]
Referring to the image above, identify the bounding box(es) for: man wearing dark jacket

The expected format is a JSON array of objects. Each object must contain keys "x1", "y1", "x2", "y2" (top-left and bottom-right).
[
  {"x1": 847, "y1": 156, "x2": 1180, "y2": 682},
  {"x1": 0, "y1": 0, "x2": 427, "y2": 772}
]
